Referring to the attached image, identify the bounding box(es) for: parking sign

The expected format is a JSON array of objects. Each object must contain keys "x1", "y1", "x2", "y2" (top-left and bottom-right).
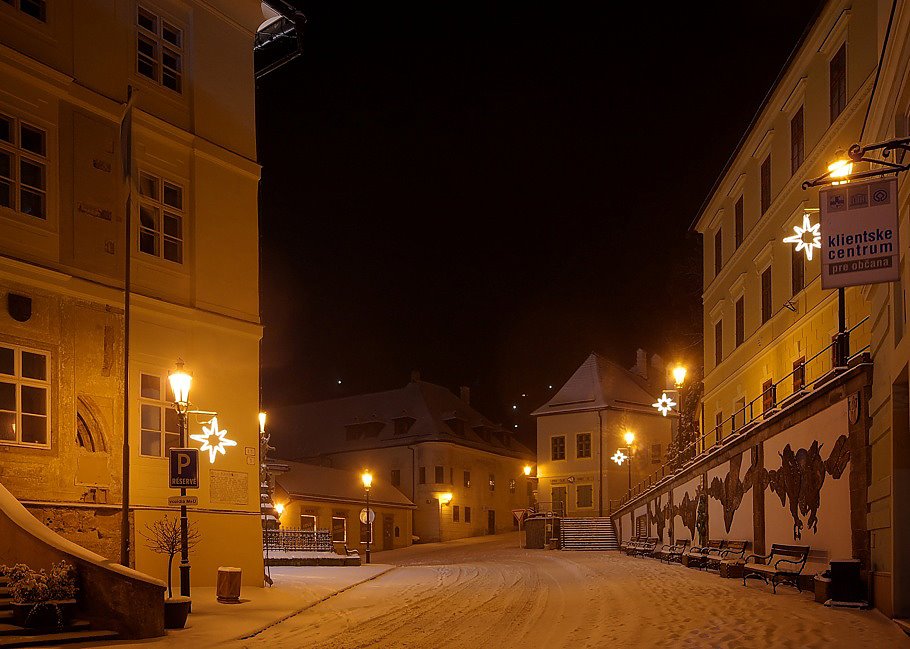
[{"x1": 169, "y1": 448, "x2": 199, "y2": 489}]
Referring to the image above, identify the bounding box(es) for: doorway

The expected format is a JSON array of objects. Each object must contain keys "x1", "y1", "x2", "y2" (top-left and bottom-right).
[
  {"x1": 487, "y1": 510, "x2": 496, "y2": 534},
  {"x1": 383, "y1": 515, "x2": 394, "y2": 551}
]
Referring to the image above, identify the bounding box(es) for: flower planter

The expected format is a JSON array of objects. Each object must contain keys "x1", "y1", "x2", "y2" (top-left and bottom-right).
[
  {"x1": 164, "y1": 596, "x2": 192, "y2": 629},
  {"x1": 12, "y1": 599, "x2": 77, "y2": 629}
]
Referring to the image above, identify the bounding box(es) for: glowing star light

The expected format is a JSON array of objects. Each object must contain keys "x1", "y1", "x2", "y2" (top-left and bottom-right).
[
  {"x1": 783, "y1": 213, "x2": 821, "y2": 261},
  {"x1": 190, "y1": 416, "x2": 237, "y2": 463},
  {"x1": 611, "y1": 449, "x2": 628, "y2": 466},
  {"x1": 653, "y1": 392, "x2": 677, "y2": 416}
]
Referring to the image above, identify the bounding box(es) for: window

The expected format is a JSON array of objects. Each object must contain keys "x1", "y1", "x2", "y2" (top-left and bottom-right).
[
  {"x1": 830, "y1": 43, "x2": 847, "y2": 123},
  {"x1": 735, "y1": 296, "x2": 744, "y2": 347},
  {"x1": 360, "y1": 519, "x2": 372, "y2": 544},
  {"x1": 651, "y1": 444, "x2": 661, "y2": 465},
  {"x1": 509, "y1": 479, "x2": 516, "y2": 494},
  {"x1": 418, "y1": 466, "x2": 426, "y2": 484},
  {"x1": 489, "y1": 473, "x2": 495, "y2": 491},
  {"x1": 576, "y1": 432, "x2": 592, "y2": 458},
  {"x1": 576, "y1": 485, "x2": 593, "y2": 509},
  {"x1": 792, "y1": 244, "x2": 804, "y2": 296},
  {"x1": 0, "y1": 113, "x2": 47, "y2": 220},
  {"x1": 0, "y1": 345, "x2": 49, "y2": 447},
  {"x1": 393, "y1": 416, "x2": 415, "y2": 435},
  {"x1": 331, "y1": 515, "x2": 346, "y2": 542},
  {"x1": 551, "y1": 435, "x2": 566, "y2": 460},
  {"x1": 714, "y1": 319, "x2": 723, "y2": 366},
  {"x1": 552, "y1": 486, "x2": 567, "y2": 514},
  {"x1": 896, "y1": 266, "x2": 906, "y2": 345},
  {"x1": 760, "y1": 155, "x2": 772, "y2": 214},
  {"x1": 449, "y1": 467, "x2": 453, "y2": 484},
  {"x1": 762, "y1": 379, "x2": 775, "y2": 413},
  {"x1": 715, "y1": 411, "x2": 723, "y2": 444},
  {"x1": 0, "y1": 0, "x2": 46, "y2": 22},
  {"x1": 300, "y1": 514, "x2": 316, "y2": 532},
  {"x1": 734, "y1": 196, "x2": 744, "y2": 249},
  {"x1": 453, "y1": 505, "x2": 460, "y2": 522},
  {"x1": 714, "y1": 228, "x2": 723, "y2": 276},
  {"x1": 138, "y1": 172, "x2": 184, "y2": 263},
  {"x1": 463, "y1": 470, "x2": 471, "y2": 487},
  {"x1": 761, "y1": 267, "x2": 772, "y2": 324},
  {"x1": 137, "y1": 6, "x2": 184, "y2": 93},
  {"x1": 465, "y1": 506, "x2": 472, "y2": 523},
  {"x1": 790, "y1": 107, "x2": 805, "y2": 174},
  {"x1": 391, "y1": 469, "x2": 400, "y2": 487},
  {"x1": 733, "y1": 397, "x2": 746, "y2": 431},
  {"x1": 793, "y1": 357, "x2": 806, "y2": 392},
  {"x1": 434, "y1": 465, "x2": 444, "y2": 484},
  {"x1": 139, "y1": 372, "x2": 179, "y2": 457}
]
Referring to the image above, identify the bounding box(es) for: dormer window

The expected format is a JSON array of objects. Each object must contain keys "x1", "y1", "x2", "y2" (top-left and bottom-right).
[
  {"x1": 344, "y1": 421, "x2": 383, "y2": 441},
  {"x1": 393, "y1": 416, "x2": 415, "y2": 435},
  {"x1": 445, "y1": 418, "x2": 465, "y2": 436}
]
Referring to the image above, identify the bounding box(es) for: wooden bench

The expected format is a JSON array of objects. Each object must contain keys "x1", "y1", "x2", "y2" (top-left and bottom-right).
[
  {"x1": 742, "y1": 543, "x2": 810, "y2": 593},
  {"x1": 656, "y1": 539, "x2": 689, "y2": 564},
  {"x1": 706, "y1": 540, "x2": 749, "y2": 571},
  {"x1": 683, "y1": 539, "x2": 723, "y2": 569}
]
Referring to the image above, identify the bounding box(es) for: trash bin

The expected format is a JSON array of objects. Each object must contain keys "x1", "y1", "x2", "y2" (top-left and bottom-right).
[
  {"x1": 814, "y1": 572, "x2": 831, "y2": 604},
  {"x1": 217, "y1": 566, "x2": 242, "y2": 604}
]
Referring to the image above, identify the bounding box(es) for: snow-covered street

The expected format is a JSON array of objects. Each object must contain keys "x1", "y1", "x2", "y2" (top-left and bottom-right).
[{"x1": 228, "y1": 534, "x2": 909, "y2": 649}]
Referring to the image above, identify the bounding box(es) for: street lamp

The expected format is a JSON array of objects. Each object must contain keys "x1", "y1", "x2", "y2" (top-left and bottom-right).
[
  {"x1": 361, "y1": 470, "x2": 372, "y2": 564},
  {"x1": 827, "y1": 152, "x2": 854, "y2": 185},
  {"x1": 274, "y1": 502, "x2": 284, "y2": 518},
  {"x1": 672, "y1": 365, "x2": 687, "y2": 389},
  {"x1": 168, "y1": 360, "x2": 192, "y2": 599},
  {"x1": 523, "y1": 465, "x2": 532, "y2": 476},
  {"x1": 623, "y1": 430, "x2": 635, "y2": 491}
]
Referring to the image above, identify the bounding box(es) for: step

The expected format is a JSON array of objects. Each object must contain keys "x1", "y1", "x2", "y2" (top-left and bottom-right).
[
  {"x1": 0, "y1": 621, "x2": 91, "y2": 637},
  {"x1": 894, "y1": 618, "x2": 910, "y2": 636},
  {"x1": 0, "y1": 629, "x2": 118, "y2": 648},
  {"x1": 0, "y1": 600, "x2": 10, "y2": 612}
]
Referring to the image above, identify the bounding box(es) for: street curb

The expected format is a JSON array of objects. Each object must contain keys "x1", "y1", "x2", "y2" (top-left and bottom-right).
[{"x1": 236, "y1": 566, "x2": 397, "y2": 640}]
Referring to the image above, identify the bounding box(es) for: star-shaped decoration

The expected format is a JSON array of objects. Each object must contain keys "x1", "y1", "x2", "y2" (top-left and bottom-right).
[
  {"x1": 783, "y1": 213, "x2": 821, "y2": 261},
  {"x1": 190, "y1": 416, "x2": 237, "y2": 463},
  {"x1": 611, "y1": 449, "x2": 628, "y2": 466},
  {"x1": 653, "y1": 392, "x2": 677, "y2": 416}
]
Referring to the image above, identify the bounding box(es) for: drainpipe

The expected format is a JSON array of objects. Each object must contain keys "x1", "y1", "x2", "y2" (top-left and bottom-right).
[
  {"x1": 598, "y1": 409, "x2": 604, "y2": 516},
  {"x1": 408, "y1": 445, "x2": 417, "y2": 540}
]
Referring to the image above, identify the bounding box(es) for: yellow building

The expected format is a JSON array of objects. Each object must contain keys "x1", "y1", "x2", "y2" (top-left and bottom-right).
[
  {"x1": 272, "y1": 461, "x2": 415, "y2": 553},
  {"x1": 0, "y1": 0, "x2": 268, "y2": 587},
  {"x1": 533, "y1": 352, "x2": 673, "y2": 517},
  {"x1": 270, "y1": 376, "x2": 536, "y2": 543}
]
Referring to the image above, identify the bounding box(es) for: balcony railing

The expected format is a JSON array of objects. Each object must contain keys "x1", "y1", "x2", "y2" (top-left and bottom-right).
[{"x1": 613, "y1": 316, "x2": 869, "y2": 512}]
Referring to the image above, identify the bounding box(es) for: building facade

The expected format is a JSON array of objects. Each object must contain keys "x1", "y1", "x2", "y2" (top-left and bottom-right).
[
  {"x1": 0, "y1": 0, "x2": 267, "y2": 587},
  {"x1": 533, "y1": 352, "x2": 673, "y2": 517},
  {"x1": 270, "y1": 377, "x2": 536, "y2": 543},
  {"x1": 273, "y1": 461, "x2": 415, "y2": 553}
]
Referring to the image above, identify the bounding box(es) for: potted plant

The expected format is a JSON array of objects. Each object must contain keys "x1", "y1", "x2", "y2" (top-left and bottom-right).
[
  {"x1": 1, "y1": 561, "x2": 78, "y2": 629},
  {"x1": 142, "y1": 515, "x2": 200, "y2": 629}
]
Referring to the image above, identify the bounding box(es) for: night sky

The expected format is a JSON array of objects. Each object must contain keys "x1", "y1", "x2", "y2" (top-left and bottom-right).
[{"x1": 256, "y1": 2, "x2": 822, "y2": 445}]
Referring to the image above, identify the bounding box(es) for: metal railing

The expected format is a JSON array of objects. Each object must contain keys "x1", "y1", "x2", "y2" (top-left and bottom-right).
[
  {"x1": 617, "y1": 317, "x2": 870, "y2": 509},
  {"x1": 263, "y1": 528, "x2": 335, "y2": 552}
]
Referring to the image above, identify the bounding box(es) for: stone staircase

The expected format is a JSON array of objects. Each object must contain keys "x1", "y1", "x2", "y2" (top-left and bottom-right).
[
  {"x1": 559, "y1": 517, "x2": 620, "y2": 551},
  {"x1": 0, "y1": 576, "x2": 119, "y2": 648}
]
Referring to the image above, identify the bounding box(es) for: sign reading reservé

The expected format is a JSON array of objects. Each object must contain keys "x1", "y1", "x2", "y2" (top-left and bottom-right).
[
  {"x1": 820, "y1": 177, "x2": 899, "y2": 289},
  {"x1": 169, "y1": 448, "x2": 199, "y2": 489}
]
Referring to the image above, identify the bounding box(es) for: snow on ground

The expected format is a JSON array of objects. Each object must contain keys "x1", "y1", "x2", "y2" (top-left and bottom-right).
[
  {"x1": 228, "y1": 533, "x2": 909, "y2": 649},
  {"x1": 74, "y1": 534, "x2": 909, "y2": 649}
]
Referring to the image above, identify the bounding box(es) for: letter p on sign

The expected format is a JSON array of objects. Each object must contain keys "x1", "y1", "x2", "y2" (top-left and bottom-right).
[{"x1": 169, "y1": 448, "x2": 199, "y2": 489}]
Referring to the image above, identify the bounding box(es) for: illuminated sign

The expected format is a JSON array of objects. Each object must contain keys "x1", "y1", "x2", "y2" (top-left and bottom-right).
[
  {"x1": 783, "y1": 213, "x2": 821, "y2": 261},
  {"x1": 820, "y1": 178, "x2": 899, "y2": 288},
  {"x1": 190, "y1": 416, "x2": 237, "y2": 463}
]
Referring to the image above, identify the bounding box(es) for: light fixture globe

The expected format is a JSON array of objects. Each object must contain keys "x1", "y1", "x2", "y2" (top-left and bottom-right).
[
  {"x1": 361, "y1": 470, "x2": 373, "y2": 490},
  {"x1": 523, "y1": 465, "x2": 532, "y2": 476},
  {"x1": 672, "y1": 365, "x2": 687, "y2": 387},
  {"x1": 168, "y1": 361, "x2": 192, "y2": 408},
  {"x1": 274, "y1": 502, "x2": 284, "y2": 516},
  {"x1": 258, "y1": 411, "x2": 267, "y2": 434},
  {"x1": 623, "y1": 430, "x2": 635, "y2": 446}
]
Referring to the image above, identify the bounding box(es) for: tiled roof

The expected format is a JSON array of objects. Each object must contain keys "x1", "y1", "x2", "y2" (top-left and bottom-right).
[
  {"x1": 531, "y1": 352, "x2": 659, "y2": 416},
  {"x1": 269, "y1": 380, "x2": 535, "y2": 461}
]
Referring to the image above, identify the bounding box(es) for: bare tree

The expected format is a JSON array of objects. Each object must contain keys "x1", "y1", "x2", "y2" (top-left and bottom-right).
[{"x1": 141, "y1": 516, "x2": 201, "y2": 598}]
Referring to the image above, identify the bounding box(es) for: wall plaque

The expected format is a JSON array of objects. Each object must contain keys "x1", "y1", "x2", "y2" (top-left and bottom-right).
[{"x1": 209, "y1": 469, "x2": 248, "y2": 505}]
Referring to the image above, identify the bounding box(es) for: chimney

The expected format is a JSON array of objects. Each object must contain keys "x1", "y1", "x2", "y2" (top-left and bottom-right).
[
  {"x1": 459, "y1": 386, "x2": 470, "y2": 404},
  {"x1": 630, "y1": 348, "x2": 648, "y2": 380},
  {"x1": 410, "y1": 369, "x2": 421, "y2": 383}
]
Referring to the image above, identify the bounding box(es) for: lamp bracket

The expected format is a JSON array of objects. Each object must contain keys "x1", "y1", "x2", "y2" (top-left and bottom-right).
[{"x1": 802, "y1": 136, "x2": 910, "y2": 189}]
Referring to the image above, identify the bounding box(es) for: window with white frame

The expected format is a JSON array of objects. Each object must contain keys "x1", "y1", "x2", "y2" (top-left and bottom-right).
[
  {"x1": 139, "y1": 372, "x2": 179, "y2": 457},
  {"x1": 0, "y1": 344, "x2": 49, "y2": 447},
  {"x1": 0, "y1": 0, "x2": 46, "y2": 22},
  {"x1": 331, "y1": 515, "x2": 346, "y2": 542},
  {"x1": 138, "y1": 172, "x2": 184, "y2": 264},
  {"x1": 0, "y1": 113, "x2": 47, "y2": 220},
  {"x1": 137, "y1": 5, "x2": 183, "y2": 93},
  {"x1": 300, "y1": 514, "x2": 316, "y2": 532}
]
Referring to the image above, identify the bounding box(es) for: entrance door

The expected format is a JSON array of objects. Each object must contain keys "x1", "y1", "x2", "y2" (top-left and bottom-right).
[
  {"x1": 487, "y1": 509, "x2": 496, "y2": 534},
  {"x1": 383, "y1": 515, "x2": 394, "y2": 551}
]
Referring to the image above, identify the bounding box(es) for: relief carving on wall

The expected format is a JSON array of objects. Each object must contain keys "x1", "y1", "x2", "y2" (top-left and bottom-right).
[
  {"x1": 652, "y1": 495, "x2": 666, "y2": 541},
  {"x1": 765, "y1": 435, "x2": 850, "y2": 540},
  {"x1": 677, "y1": 486, "x2": 702, "y2": 539},
  {"x1": 706, "y1": 451, "x2": 761, "y2": 533}
]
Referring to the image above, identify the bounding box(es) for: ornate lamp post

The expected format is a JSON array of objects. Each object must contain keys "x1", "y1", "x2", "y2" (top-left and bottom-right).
[
  {"x1": 623, "y1": 430, "x2": 635, "y2": 491},
  {"x1": 361, "y1": 470, "x2": 372, "y2": 564},
  {"x1": 168, "y1": 361, "x2": 192, "y2": 599}
]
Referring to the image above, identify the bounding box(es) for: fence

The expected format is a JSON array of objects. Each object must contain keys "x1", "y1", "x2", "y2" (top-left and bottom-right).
[
  {"x1": 613, "y1": 316, "x2": 870, "y2": 511},
  {"x1": 263, "y1": 528, "x2": 334, "y2": 552}
]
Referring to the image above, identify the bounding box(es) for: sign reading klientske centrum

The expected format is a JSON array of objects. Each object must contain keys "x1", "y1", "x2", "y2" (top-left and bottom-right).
[{"x1": 820, "y1": 177, "x2": 899, "y2": 289}]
